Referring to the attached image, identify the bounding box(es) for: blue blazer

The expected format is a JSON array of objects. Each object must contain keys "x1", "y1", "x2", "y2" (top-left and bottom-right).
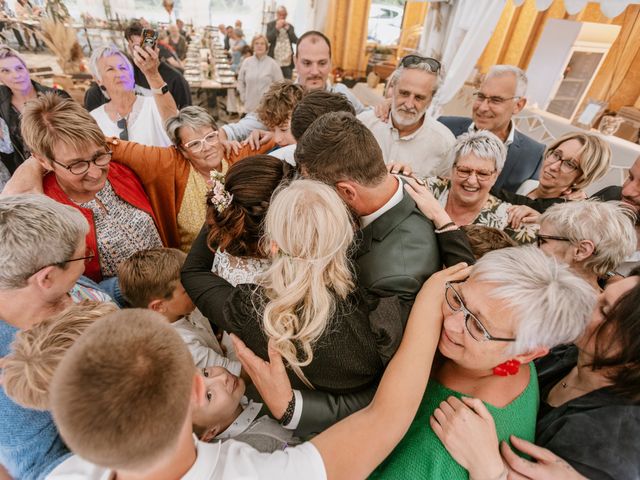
[{"x1": 438, "y1": 116, "x2": 545, "y2": 193}]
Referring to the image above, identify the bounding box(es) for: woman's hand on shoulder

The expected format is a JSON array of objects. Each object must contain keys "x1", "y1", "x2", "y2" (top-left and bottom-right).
[
  {"x1": 431, "y1": 396, "x2": 505, "y2": 480},
  {"x1": 501, "y1": 436, "x2": 587, "y2": 480},
  {"x1": 507, "y1": 205, "x2": 539, "y2": 230},
  {"x1": 231, "y1": 334, "x2": 292, "y2": 421},
  {"x1": 403, "y1": 176, "x2": 452, "y2": 228}
]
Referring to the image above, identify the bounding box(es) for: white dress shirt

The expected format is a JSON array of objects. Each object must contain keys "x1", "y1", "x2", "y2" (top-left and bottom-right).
[{"x1": 47, "y1": 436, "x2": 326, "y2": 480}]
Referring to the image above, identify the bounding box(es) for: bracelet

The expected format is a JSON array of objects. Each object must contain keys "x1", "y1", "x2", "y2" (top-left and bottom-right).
[
  {"x1": 435, "y1": 221, "x2": 458, "y2": 234},
  {"x1": 279, "y1": 391, "x2": 296, "y2": 426}
]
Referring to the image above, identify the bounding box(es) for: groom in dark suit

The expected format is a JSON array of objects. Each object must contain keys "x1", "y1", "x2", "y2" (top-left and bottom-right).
[
  {"x1": 439, "y1": 65, "x2": 545, "y2": 193},
  {"x1": 295, "y1": 111, "x2": 441, "y2": 320}
]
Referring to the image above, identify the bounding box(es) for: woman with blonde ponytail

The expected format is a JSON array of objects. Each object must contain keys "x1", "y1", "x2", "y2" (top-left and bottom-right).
[
  {"x1": 260, "y1": 179, "x2": 355, "y2": 388},
  {"x1": 183, "y1": 178, "x2": 398, "y2": 434}
]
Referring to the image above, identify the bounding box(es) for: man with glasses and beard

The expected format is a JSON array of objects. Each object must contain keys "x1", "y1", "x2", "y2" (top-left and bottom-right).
[
  {"x1": 439, "y1": 65, "x2": 545, "y2": 193},
  {"x1": 358, "y1": 56, "x2": 455, "y2": 178}
]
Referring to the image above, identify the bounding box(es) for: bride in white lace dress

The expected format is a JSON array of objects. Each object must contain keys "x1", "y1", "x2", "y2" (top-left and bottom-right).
[{"x1": 206, "y1": 155, "x2": 293, "y2": 286}]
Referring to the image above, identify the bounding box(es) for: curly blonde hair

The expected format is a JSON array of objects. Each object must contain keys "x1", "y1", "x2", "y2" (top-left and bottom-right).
[{"x1": 260, "y1": 179, "x2": 354, "y2": 387}]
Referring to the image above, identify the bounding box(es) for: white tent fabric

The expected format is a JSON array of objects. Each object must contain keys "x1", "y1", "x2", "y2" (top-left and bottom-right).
[
  {"x1": 420, "y1": 0, "x2": 506, "y2": 115},
  {"x1": 419, "y1": 0, "x2": 638, "y2": 116},
  {"x1": 512, "y1": 0, "x2": 638, "y2": 18}
]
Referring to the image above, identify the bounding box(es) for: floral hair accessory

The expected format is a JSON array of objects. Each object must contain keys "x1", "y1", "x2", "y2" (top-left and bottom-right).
[{"x1": 208, "y1": 170, "x2": 233, "y2": 213}]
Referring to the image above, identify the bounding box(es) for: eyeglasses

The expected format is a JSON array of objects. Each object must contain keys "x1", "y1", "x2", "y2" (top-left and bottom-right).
[
  {"x1": 117, "y1": 117, "x2": 129, "y2": 141},
  {"x1": 183, "y1": 131, "x2": 219, "y2": 153},
  {"x1": 545, "y1": 149, "x2": 580, "y2": 173},
  {"x1": 50, "y1": 151, "x2": 112, "y2": 175},
  {"x1": 445, "y1": 282, "x2": 516, "y2": 342},
  {"x1": 472, "y1": 92, "x2": 521, "y2": 106},
  {"x1": 24, "y1": 249, "x2": 95, "y2": 279},
  {"x1": 399, "y1": 54, "x2": 441, "y2": 73},
  {"x1": 535, "y1": 234, "x2": 571, "y2": 248},
  {"x1": 454, "y1": 165, "x2": 496, "y2": 182}
]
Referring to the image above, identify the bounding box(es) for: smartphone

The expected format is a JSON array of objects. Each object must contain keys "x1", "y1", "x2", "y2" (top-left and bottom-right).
[{"x1": 140, "y1": 28, "x2": 158, "y2": 49}]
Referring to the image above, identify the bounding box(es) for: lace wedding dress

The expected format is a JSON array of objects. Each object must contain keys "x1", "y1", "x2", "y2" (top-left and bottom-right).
[{"x1": 211, "y1": 248, "x2": 271, "y2": 287}]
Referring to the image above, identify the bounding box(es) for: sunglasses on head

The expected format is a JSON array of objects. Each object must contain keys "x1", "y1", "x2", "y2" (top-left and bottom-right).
[{"x1": 399, "y1": 54, "x2": 441, "y2": 73}]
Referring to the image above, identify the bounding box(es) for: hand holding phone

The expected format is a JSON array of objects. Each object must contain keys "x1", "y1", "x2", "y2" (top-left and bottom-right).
[{"x1": 140, "y1": 28, "x2": 158, "y2": 50}]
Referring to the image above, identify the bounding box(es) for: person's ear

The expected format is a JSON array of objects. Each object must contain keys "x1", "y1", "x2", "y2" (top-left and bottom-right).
[
  {"x1": 513, "y1": 346, "x2": 549, "y2": 365},
  {"x1": 513, "y1": 97, "x2": 527, "y2": 115},
  {"x1": 31, "y1": 153, "x2": 52, "y2": 172},
  {"x1": 148, "y1": 298, "x2": 167, "y2": 314},
  {"x1": 574, "y1": 240, "x2": 596, "y2": 263},
  {"x1": 32, "y1": 265, "x2": 57, "y2": 290},
  {"x1": 335, "y1": 181, "x2": 357, "y2": 203},
  {"x1": 191, "y1": 370, "x2": 206, "y2": 407}
]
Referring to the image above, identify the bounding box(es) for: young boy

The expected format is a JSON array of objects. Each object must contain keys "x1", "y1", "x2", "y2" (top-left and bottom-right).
[
  {"x1": 5, "y1": 304, "x2": 295, "y2": 453},
  {"x1": 118, "y1": 248, "x2": 241, "y2": 375}
]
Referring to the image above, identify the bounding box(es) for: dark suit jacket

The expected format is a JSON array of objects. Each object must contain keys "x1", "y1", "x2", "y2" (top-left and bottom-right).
[
  {"x1": 438, "y1": 116, "x2": 545, "y2": 193},
  {"x1": 266, "y1": 19, "x2": 297, "y2": 66},
  {"x1": 354, "y1": 183, "x2": 441, "y2": 323}
]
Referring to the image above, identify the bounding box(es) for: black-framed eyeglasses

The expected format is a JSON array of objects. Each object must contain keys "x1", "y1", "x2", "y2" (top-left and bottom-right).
[
  {"x1": 545, "y1": 149, "x2": 580, "y2": 173},
  {"x1": 472, "y1": 91, "x2": 521, "y2": 106},
  {"x1": 24, "y1": 249, "x2": 95, "y2": 279},
  {"x1": 445, "y1": 281, "x2": 516, "y2": 342},
  {"x1": 183, "y1": 131, "x2": 219, "y2": 153},
  {"x1": 50, "y1": 151, "x2": 112, "y2": 175},
  {"x1": 535, "y1": 234, "x2": 571, "y2": 248},
  {"x1": 117, "y1": 117, "x2": 129, "y2": 141},
  {"x1": 454, "y1": 165, "x2": 496, "y2": 182},
  {"x1": 399, "y1": 54, "x2": 441, "y2": 73}
]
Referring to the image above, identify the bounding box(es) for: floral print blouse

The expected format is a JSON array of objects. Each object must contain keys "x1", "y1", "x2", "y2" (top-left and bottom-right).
[{"x1": 426, "y1": 176, "x2": 538, "y2": 245}]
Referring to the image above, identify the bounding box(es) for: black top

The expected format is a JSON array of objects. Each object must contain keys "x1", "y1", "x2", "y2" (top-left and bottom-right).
[
  {"x1": 535, "y1": 345, "x2": 640, "y2": 480},
  {"x1": 182, "y1": 226, "x2": 392, "y2": 394},
  {"x1": 83, "y1": 58, "x2": 192, "y2": 111},
  {"x1": 0, "y1": 81, "x2": 69, "y2": 174},
  {"x1": 492, "y1": 184, "x2": 623, "y2": 213}
]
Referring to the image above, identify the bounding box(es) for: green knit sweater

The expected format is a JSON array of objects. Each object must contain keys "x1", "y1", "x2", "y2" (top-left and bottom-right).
[{"x1": 370, "y1": 363, "x2": 539, "y2": 479}]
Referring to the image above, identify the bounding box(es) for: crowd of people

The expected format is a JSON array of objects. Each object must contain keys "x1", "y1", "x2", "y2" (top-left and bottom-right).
[{"x1": 0, "y1": 8, "x2": 639, "y2": 480}]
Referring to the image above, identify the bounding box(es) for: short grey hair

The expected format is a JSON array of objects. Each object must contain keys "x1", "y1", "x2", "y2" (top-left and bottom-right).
[
  {"x1": 484, "y1": 65, "x2": 528, "y2": 98},
  {"x1": 471, "y1": 246, "x2": 596, "y2": 355},
  {"x1": 88, "y1": 45, "x2": 133, "y2": 83},
  {"x1": 449, "y1": 129, "x2": 507, "y2": 172},
  {"x1": 0, "y1": 195, "x2": 89, "y2": 290},
  {"x1": 164, "y1": 106, "x2": 218, "y2": 147},
  {"x1": 539, "y1": 200, "x2": 637, "y2": 276},
  {"x1": 394, "y1": 62, "x2": 442, "y2": 96}
]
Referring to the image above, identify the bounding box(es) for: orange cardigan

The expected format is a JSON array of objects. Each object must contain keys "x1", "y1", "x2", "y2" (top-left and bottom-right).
[{"x1": 108, "y1": 137, "x2": 275, "y2": 249}]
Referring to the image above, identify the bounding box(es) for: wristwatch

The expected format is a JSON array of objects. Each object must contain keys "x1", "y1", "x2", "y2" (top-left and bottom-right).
[{"x1": 151, "y1": 83, "x2": 169, "y2": 95}]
